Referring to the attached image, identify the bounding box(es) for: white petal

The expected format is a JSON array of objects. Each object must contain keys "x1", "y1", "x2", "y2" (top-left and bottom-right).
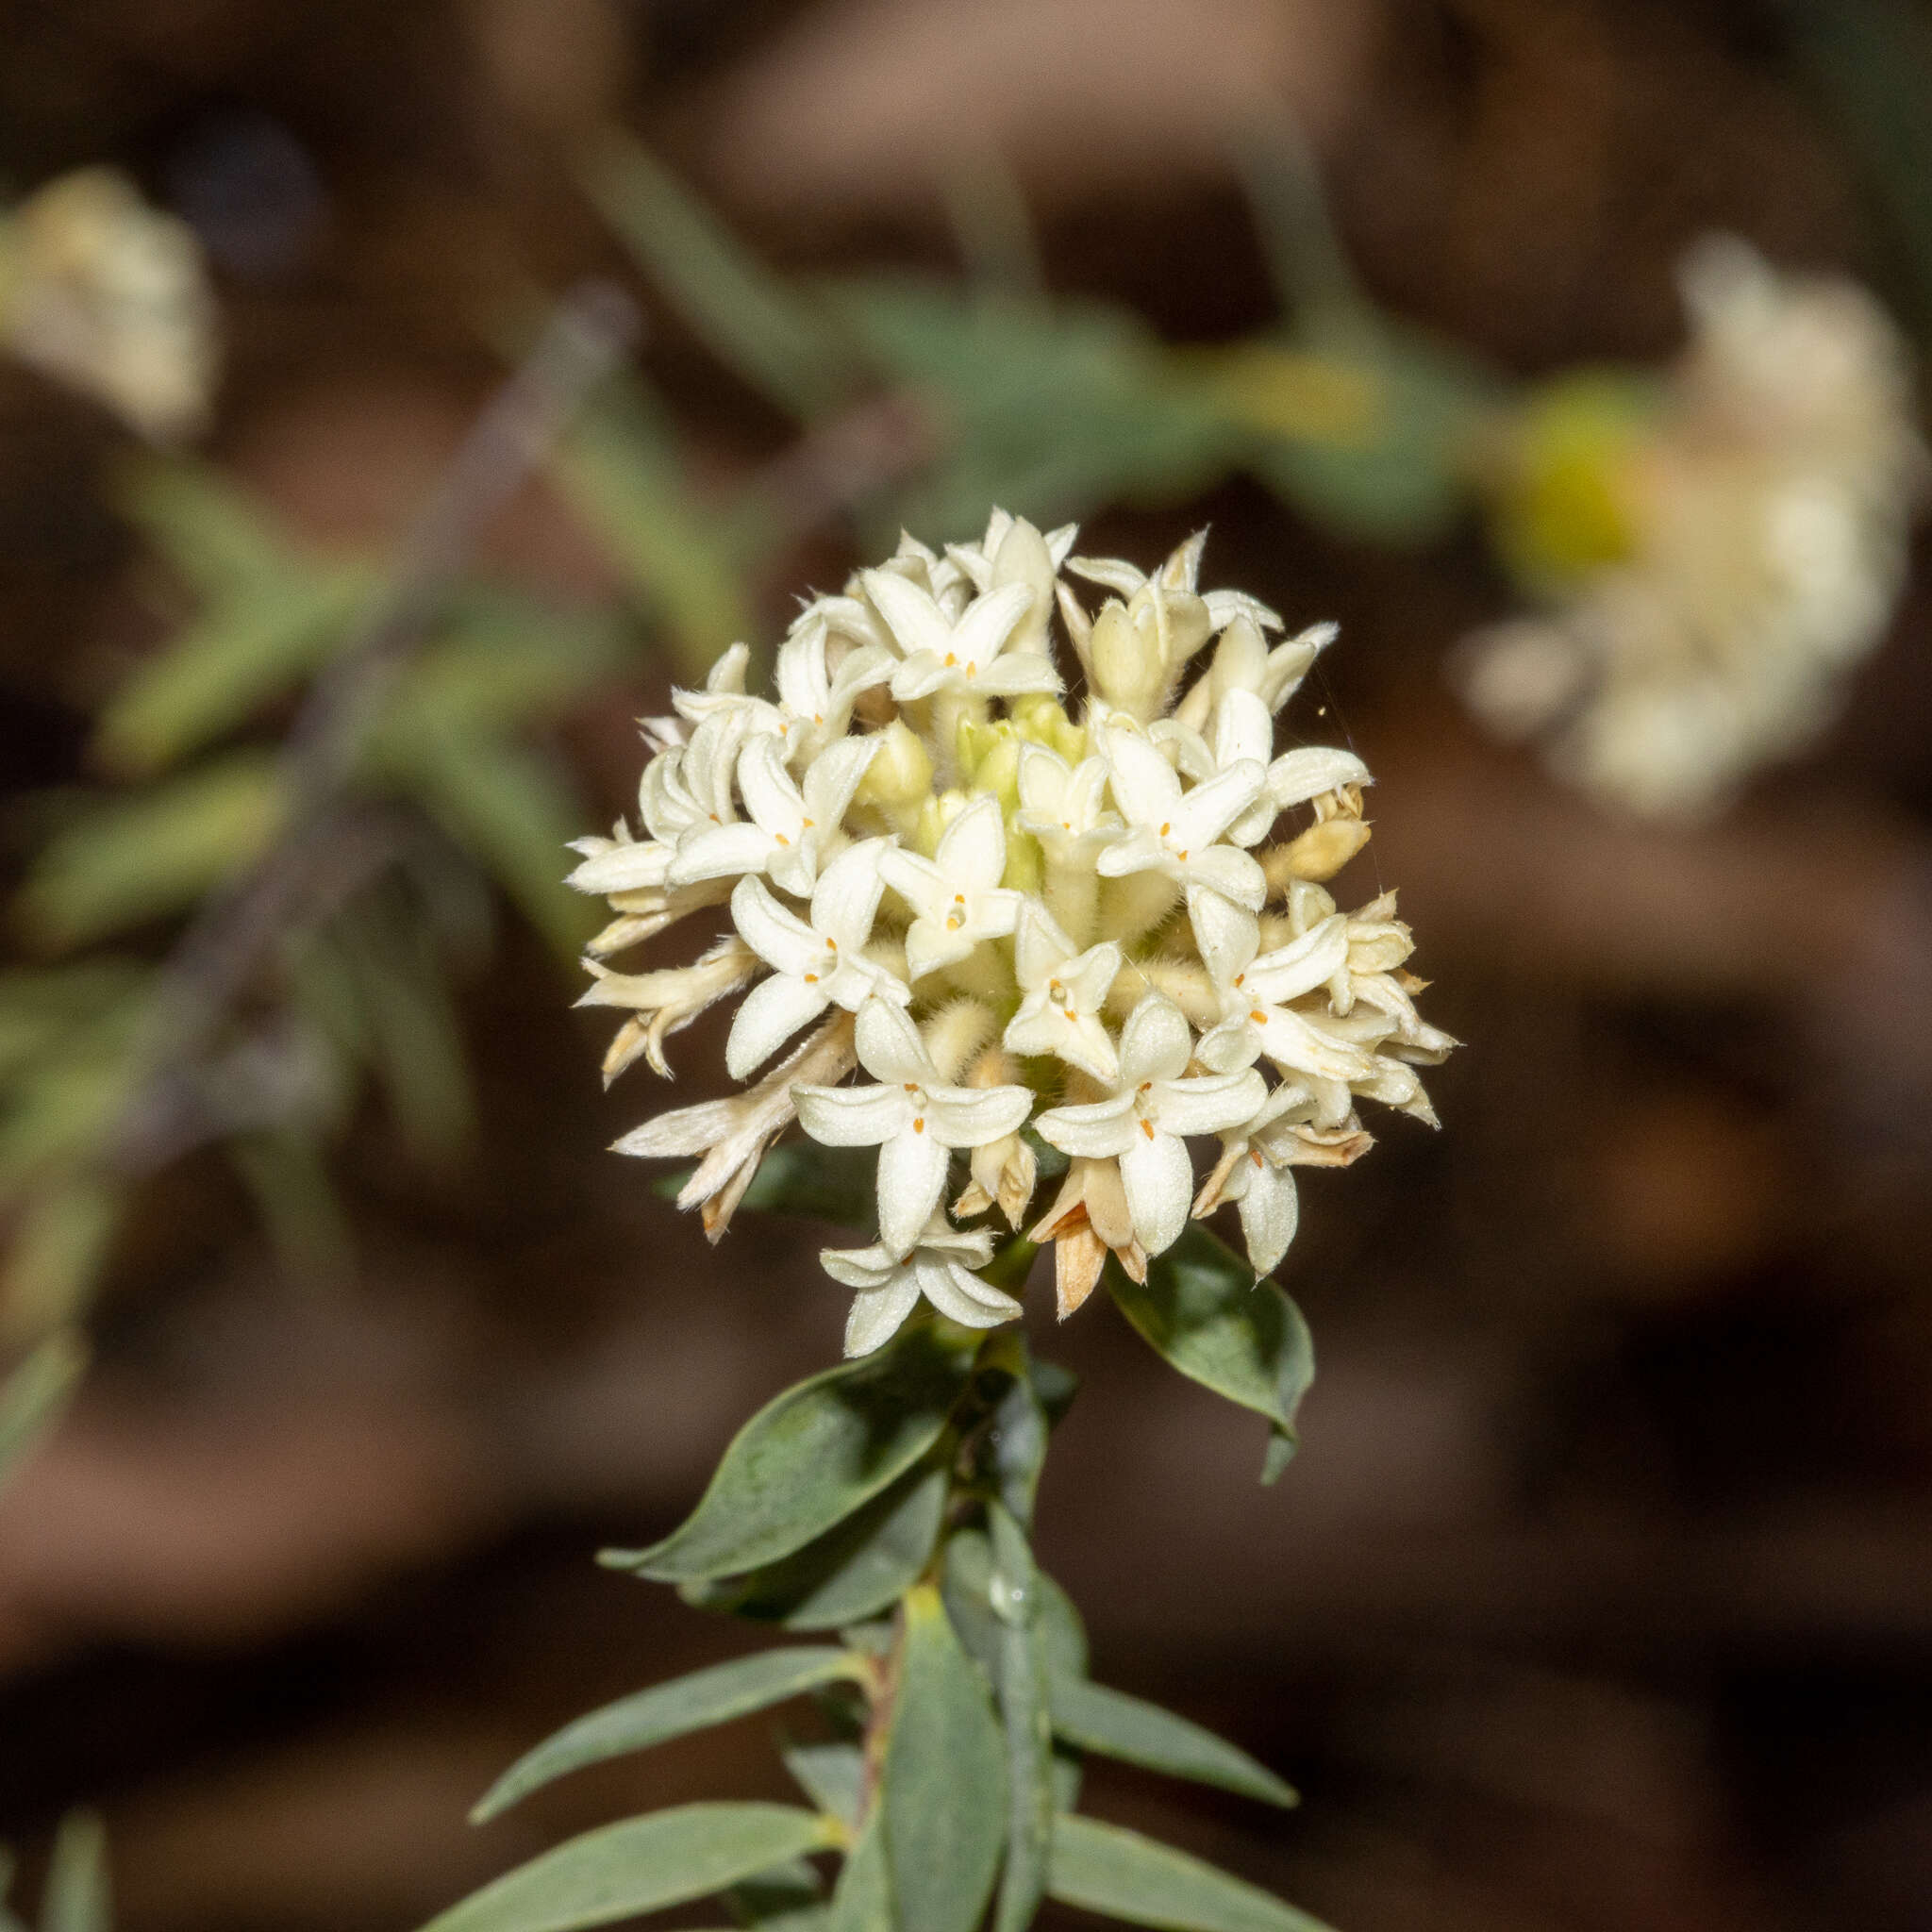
[
  {"x1": 903, "y1": 917, "x2": 976, "y2": 983},
  {"x1": 1253, "y1": 1006, "x2": 1378, "y2": 1082},
  {"x1": 843, "y1": 1271, "x2": 923, "y2": 1357},
  {"x1": 1184, "y1": 843, "x2": 1265, "y2": 910},
  {"x1": 1066, "y1": 556, "x2": 1146, "y2": 596},
  {"x1": 1032, "y1": 1093, "x2": 1138, "y2": 1159},
  {"x1": 924, "y1": 1083, "x2": 1034, "y2": 1148},
  {"x1": 887, "y1": 651, "x2": 950, "y2": 702},
  {"x1": 1012, "y1": 900, "x2": 1078, "y2": 992},
  {"x1": 1170, "y1": 759, "x2": 1265, "y2": 851},
  {"x1": 820, "y1": 1241, "x2": 897, "y2": 1291},
  {"x1": 802, "y1": 733, "x2": 879, "y2": 824},
  {"x1": 1268, "y1": 746, "x2": 1372, "y2": 808},
  {"x1": 878, "y1": 846, "x2": 948, "y2": 919},
  {"x1": 862, "y1": 568, "x2": 954, "y2": 659},
  {"x1": 1212, "y1": 689, "x2": 1274, "y2": 769},
  {"x1": 793, "y1": 1080, "x2": 911, "y2": 1146},
  {"x1": 1154, "y1": 1069, "x2": 1267, "y2": 1138},
  {"x1": 811, "y1": 838, "x2": 889, "y2": 950},
  {"x1": 1195, "y1": 1017, "x2": 1262, "y2": 1074},
  {"x1": 739, "y1": 733, "x2": 807, "y2": 836},
  {"x1": 725, "y1": 972, "x2": 829, "y2": 1077},
  {"x1": 730, "y1": 875, "x2": 821, "y2": 975},
  {"x1": 856, "y1": 994, "x2": 936, "y2": 1085},
  {"x1": 936, "y1": 794, "x2": 1007, "y2": 891},
  {"x1": 1117, "y1": 993, "x2": 1193, "y2": 1088},
  {"x1": 915, "y1": 1255, "x2": 1023, "y2": 1328},
  {"x1": 950, "y1": 579, "x2": 1036, "y2": 666},
  {"x1": 971, "y1": 654, "x2": 1063, "y2": 697},
  {"x1": 1186, "y1": 888, "x2": 1259, "y2": 988},
  {"x1": 670, "y1": 820, "x2": 776, "y2": 887},
  {"x1": 1120, "y1": 1128, "x2": 1194, "y2": 1256},
  {"x1": 1242, "y1": 915, "x2": 1350, "y2": 1005},
  {"x1": 1092, "y1": 825, "x2": 1169, "y2": 879},
  {"x1": 877, "y1": 1126, "x2": 950, "y2": 1257},
  {"x1": 1237, "y1": 1160, "x2": 1299, "y2": 1276},
  {"x1": 567, "y1": 841, "x2": 673, "y2": 895},
  {"x1": 1102, "y1": 728, "x2": 1181, "y2": 828}
]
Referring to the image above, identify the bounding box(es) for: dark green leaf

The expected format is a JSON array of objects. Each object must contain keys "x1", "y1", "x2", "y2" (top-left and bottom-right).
[
  {"x1": 779, "y1": 1742, "x2": 863, "y2": 1827},
  {"x1": 417, "y1": 1804, "x2": 834, "y2": 1932},
  {"x1": 472, "y1": 1647, "x2": 862, "y2": 1823},
  {"x1": 943, "y1": 1530, "x2": 1088, "y2": 1693},
  {"x1": 1047, "y1": 1814, "x2": 1334, "y2": 1932},
  {"x1": 1049, "y1": 1679, "x2": 1297, "y2": 1808},
  {"x1": 824, "y1": 1814, "x2": 891, "y2": 1932},
  {"x1": 39, "y1": 1811, "x2": 109, "y2": 1932},
  {"x1": 679, "y1": 1458, "x2": 948, "y2": 1629},
  {"x1": 987, "y1": 1357, "x2": 1050, "y2": 1530},
  {"x1": 0, "y1": 1329, "x2": 88, "y2": 1494},
  {"x1": 730, "y1": 1142, "x2": 877, "y2": 1226},
  {"x1": 990, "y1": 1526, "x2": 1054, "y2": 1932},
  {"x1": 882, "y1": 1584, "x2": 1007, "y2": 1932},
  {"x1": 582, "y1": 135, "x2": 856, "y2": 421},
  {"x1": 1108, "y1": 1227, "x2": 1314, "y2": 1484},
  {"x1": 607, "y1": 1324, "x2": 977, "y2": 1582},
  {"x1": 724, "y1": 1859, "x2": 827, "y2": 1930}
]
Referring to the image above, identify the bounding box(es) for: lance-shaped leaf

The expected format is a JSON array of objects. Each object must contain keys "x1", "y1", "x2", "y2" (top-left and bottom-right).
[
  {"x1": 39, "y1": 1810, "x2": 110, "y2": 1932},
  {"x1": 1107, "y1": 1225, "x2": 1314, "y2": 1484},
  {"x1": 780, "y1": 1742, "x2": 864, "y2": 1828},
  {"x1": 987, "y1": 1504, "x2": 1054, "y2": 1932},
  {"x1": 824, "y1": 1813, "x2": 891, "y2": 1932},
  {"x1": 417, "y1": 1804, "x2": 835, "y2": 1932},
  {"x1": 1047, "y1": 1814, "x2": 1335, "y2": 1932},
  {"x1": 0, "y1": 1329, "x2": 87, "y2": 1494},
  {"x1": 607, "y1": 1325, "x2": 977, "y2": 1582},
  {"x1": 472, "y1": 1647, "x2": 864, "y2": 1823},
  {"x1": 1048, "y1": 1679, "x2": 1298, "y2": 1808},
  {"x1": 680, "y1": 1458, "x2": 948, "y2": 1630},
  {"x1": 724, "y1": 1859, "x2": 828, "y2": 1930},
  {"x1": 882, "y1": 1585, "x2": 1008, "y2": 1932}
]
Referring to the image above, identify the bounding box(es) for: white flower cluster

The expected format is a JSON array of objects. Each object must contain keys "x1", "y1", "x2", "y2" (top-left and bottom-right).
[
  {"x1": 571, "y1": 513, "x2": 1452, "y2": 1355},
  {"x1": 1454, "y1": 236, "x2": 1925, "y2": 819},
  {"x1": 0, "y1": 167, "x2": 218, "y2": 442}
]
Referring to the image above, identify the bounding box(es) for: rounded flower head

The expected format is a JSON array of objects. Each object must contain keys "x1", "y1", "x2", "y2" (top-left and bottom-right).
[{"x1": 573, "y1": 509, "x2": 1453, "y2": 1352}]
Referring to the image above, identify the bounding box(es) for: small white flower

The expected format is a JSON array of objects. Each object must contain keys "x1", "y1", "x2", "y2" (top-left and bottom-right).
[
  {"x1": 878, "y1": 794, "x2": 1023, "y2": 981},
  {"x1": 725, "y1": 840, "x2": 907, "y2": 1077},
  {"x1": 672, "y1": 733, "x2": 876, "y2": 897},
  {"x1": 866, "y1": 572, "x2": 1062, "y2": 702},
  {"x1": 1033, "y1": 993, "x2": 1263, "y2": 1257},
  {"x1": 1196, "y1": 914, "x2": 1376, "y2": 1092},
  {"x1": 793, "y1": 998, "x2": 1033, "y2": 1257},
  {"x1": 1003, "y1": 903, "x2": 1121, "y2": 1082},
  {"x1": 1013, "y1": 744, "x2": 1120, "y2": 863},
  {"x1": 823, "y1": 1218, "x2": 1019, "y2": 1357}
]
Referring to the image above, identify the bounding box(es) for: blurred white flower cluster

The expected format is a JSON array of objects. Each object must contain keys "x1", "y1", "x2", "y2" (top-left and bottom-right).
[
  {"x1": 1455, "y1": 236, "x2": 1925, "y2": 820},
  {"x1": 572, "y1": 513, "x2": 1452, "y2": 1354},
  {"x1": 0, "y1": 167, "x2": 218, "y2": 441}
]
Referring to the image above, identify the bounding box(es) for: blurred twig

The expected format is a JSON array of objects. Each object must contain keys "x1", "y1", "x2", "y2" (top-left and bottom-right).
[{"x1": 106, "y1": 281, "x2": 639, "y2": 1177}]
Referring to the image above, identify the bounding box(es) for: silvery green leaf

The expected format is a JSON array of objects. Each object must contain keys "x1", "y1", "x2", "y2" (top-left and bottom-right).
[
  {"x1": 881, "y1": 1585, "x2": 1007, "y2": 1932},
  {"x1": 471, "y1": 1647, "x2": 863, "y2": 1823},
  {"x1": 988, "y1": 1513, "x2": 1054, "y2": 1932},
  {"x1": 1108, "y1": 1226, "x2": 1314, "y2": 1484},
  {"x1": 1047, "y1": 1814, "x2": 1335, "y2": 1932},
  {"x1": 779, "y1": 1742, "x2": 863, "y2": 1828},
  {"x1": 724, "y1": 1858, "x2": 827, "y2": 1929},
  {"x1": 38, "y1": 1811, "x2": 109, "y2": 1932},
  {"x1": 416, "y1": 1804, "x2": 834, "y2": 1932},
  {"x1": 606, "y1": 1324, "x2": 976, "y2": 1583},
  {"x1": 824, "y1": 1813, "x2": 891, "y2": 1932},
  {"x1": 1048, "y1": 1678, "x2": 1297, "y2": 1808},
  {"x1": 679, "y1": 1458, "x2": 948, "y2": 1630}
]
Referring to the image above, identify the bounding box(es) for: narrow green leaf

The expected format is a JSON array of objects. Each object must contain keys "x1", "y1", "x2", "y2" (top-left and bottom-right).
[
  {"x1": 990, "y1": 1547, "x2": 1054, "y2": 1932},
  {"x1": 93, "y1": 570, "x2": 371, "y2": 777},
  {"x1": 724, "y1": 1858, "x2": 827, "y2": 1929},
  {"x1": 15, "y1": 753, "x2": 287, "y2": 952},
  {"x1": 39, "y1": 1811, "x2": 109, "y2": 1932},
  {"x1": 581, "y1": 136, "x2": 855, "y2": 421},
  {"x1": 0, "y1": 1329, "x2": 87, "y2": 1492},
  {"x1": 1047, "y1": 1814, "x2": 1334, "y2": 1932},
  {"x1": 943, "y1": 1529, "x2": 1088, "y2": 1693},
  {"x1": 824, "y1": 1814, "x2": 891, "y2": 1932},
  {"x1": 473, "y1": 1648, "x2": 861, "y2": 1823},
  {"x1": 2, "y1": 1184, "x2": 124, "y2": 1339},
  {"x1": 779, "y1": 1742, "x2": 863, "y2": 1827},
  {"x1": 1108, "y1": 1227, "x2": 1314, "y2": 1484},
  {"x1": 608, "y1": 1324, "x2": 976, "y2": 1583},
  {"x1": 229, "y1": 1127, "x2": 356, "y2": 1291},
  {"x1": 731, "y1": 1142, "x2": 877, "y2": 1226},
  {"x1": 986, "y1": 1351, "x2": 1050, "y2": 1531},
  {"x1": 118, "y1": 458, "x2": 296, "y2": 599},
  {"x1": 418, "y1": 1804, "x2": 834, "y2": 1932},
  {"x1": 881, "y1": 1584, "x2": 1007, "y2": 1932},
  {"x1": 679, "y1": 1458, "x2": 948, "y2": 1629},
  {"x1": 1049, "y1": 1679, "x2": 1297, "y2": 1808}
]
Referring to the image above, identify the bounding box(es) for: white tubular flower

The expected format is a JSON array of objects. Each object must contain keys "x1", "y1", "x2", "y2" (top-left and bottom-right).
[
  {"x1": 726, "y1": 841, "x2": 906, "y2": 1078},
  {"x1": 1004, "y1": 903, "x2": 1121, "y2": 1082},
  {"x1": 672, "y1": 733, "x2": 876, "y2": 897},
  {"x1": 878, "y1": 794, "x2": 1022, "y2": 981},
  {"x1": 793, "y1": 998, "x2": 1033, "y2": 1257},
  {"x1": 824, "y1": 1219, "x2": 1018, "y2": 1357},
  {"x1": 1034, "y1": 994, "x2": 1264, "y2": 1257},
  {"x1": 573, "y1": 511, "x2": 1451, "y2": 1339},
  {"x1": 867, "y1": 573, "x2": 1062, "y2": 702}
]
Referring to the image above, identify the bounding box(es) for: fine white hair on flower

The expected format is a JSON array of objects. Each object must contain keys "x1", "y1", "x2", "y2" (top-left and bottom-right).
[
  {"x1": 571, "y1": 508, "x2": 1454, "y2": 1353},
  {"x1": 1452, "y1": 234, "x2": 1927, "y2": 821}
]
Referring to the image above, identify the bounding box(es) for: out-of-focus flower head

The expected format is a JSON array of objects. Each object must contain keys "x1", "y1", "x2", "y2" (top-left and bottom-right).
[
  {"x1": 0, "y1": 166, "x2": 220, "y2": 441},
  {"x1": 573, "y1": 512, "x2": 1452, "y2": 1351},
  {"x1": 1453, "y1": 235, "x2": 1925, "y2": 820}
]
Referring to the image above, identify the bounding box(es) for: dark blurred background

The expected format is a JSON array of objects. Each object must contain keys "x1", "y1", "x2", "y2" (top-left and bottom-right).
[{"x1": 3, "y1": 2, "x2": 1932, "y2": 1928}]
